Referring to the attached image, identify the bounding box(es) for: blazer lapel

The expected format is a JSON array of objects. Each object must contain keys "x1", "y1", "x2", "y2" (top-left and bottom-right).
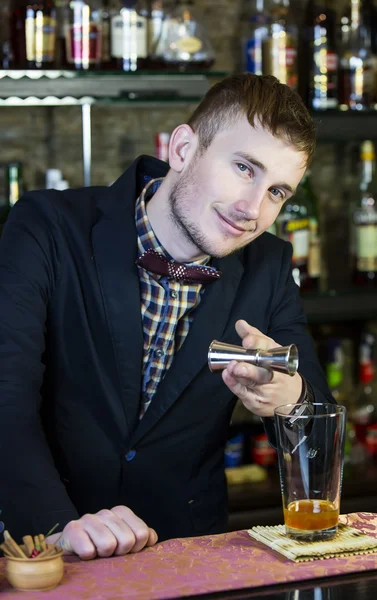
[
  {"x1": 129, "y1": 252, "x2": 244, "y2": 446},
  {"x1": 92, "y1": 198, "x2": 142, "y2": 441},
  {"x1": 91, "y1": 156, "x2": 170, "y2": 442}
]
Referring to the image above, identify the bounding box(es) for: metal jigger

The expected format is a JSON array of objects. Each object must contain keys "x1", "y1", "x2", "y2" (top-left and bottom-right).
[{"x1": 208, "y1": 340, "x2": 299, "y2": 376}]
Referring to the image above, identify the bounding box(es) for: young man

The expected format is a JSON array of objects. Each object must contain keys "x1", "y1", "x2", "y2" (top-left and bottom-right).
[{"x1": 0, "y1": 74, "x2": 333, "y2": 559}]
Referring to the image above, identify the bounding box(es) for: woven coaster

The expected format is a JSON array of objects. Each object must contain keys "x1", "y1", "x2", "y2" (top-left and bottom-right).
[{"x1": 248, "y1": 523, "x2": 377, "y2": 562}]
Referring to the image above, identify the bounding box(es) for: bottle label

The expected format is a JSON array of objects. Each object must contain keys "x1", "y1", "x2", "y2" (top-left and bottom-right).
[
  {"x1": 244, "y1": 26, "x2": 267, "y2": 74},
  {"x1": 150, "y1": 10, "x2": 164, "y2": 47},
  {"x1": 65, "y1": 23, "x2": 102, "y2": 65},
  {"x1": 308, "y1": 240, "x2": 320, "y2": 278},
  {"x1": 25, "y1": 13, "x2": 56, "y2": 63},
  {"x1": 224, "y1": 434, "x2": 244, "y2": 468},
  {"x1": 312, "y1": 48, "x2": 339, "y2": 109},
  {"x1": 280, "y1": 218, "x2": 310, "y2": 264},
  {"x1": 326, "y1": 51, "x2": 338, "y2": 72},
  {"x1": 327, "y1": 363, "x2": 343, "y2": 390},
  {"x1": 354, "y1": 211, "x2": 377, "y2": 271},
  {"x1": 111, "y1": 14, "x2": 147, "y2": 59},
  {"x1": 360, "y1": 361, "x2": 374, "y2": 385},
  {"x1": 286, "y1": 46, "x2": 297, "y2": 67},
  {"x1": 262, "y1": 33, "x2": 298, "y2": 89},
  {"x1": 251, "y1": 434, "x2": 277, "y2": 466},
  {"x1": 308, "y1": 217, "x2": 320, "y2": 278},
  {"x1": 175, "y1": 36, "x2": 202, "y2": 54}
]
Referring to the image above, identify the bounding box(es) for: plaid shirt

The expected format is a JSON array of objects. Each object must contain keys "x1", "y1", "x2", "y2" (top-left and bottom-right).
[{"x1": 136, "y1": 178, "x2": 214, "y2": 418}]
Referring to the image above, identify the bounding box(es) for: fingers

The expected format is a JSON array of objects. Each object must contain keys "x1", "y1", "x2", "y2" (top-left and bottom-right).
[
  {"x1": 146, "y1": 528, "x2": 158, "y2": 547},
  {"x1": 235, "y1": 320, "x2": 278, "y2": 351},
  {"x1": 55, "y1": 506, "x2": 158, "y2": 560},
  {"x1": 110, "y1": 506, "x2": 156, "y2": 554},
  {"x1": 56, "y1": 520, "x2": 97, "y2": 560},
  {"x1": 226, "y1": 360, "x2": 273, "y2": 386},
  {"x1": 222, "y1": 368, "x2": 272, "y2": 417},
  {"x1": 95, "y1": 509, "x2": 137, "y2": 556},
  {"x1": 222, "y1": 361, "x2": 275, "y2": 418}
]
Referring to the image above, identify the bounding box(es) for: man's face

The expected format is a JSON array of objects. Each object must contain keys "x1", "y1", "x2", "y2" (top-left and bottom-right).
[{"x1": 168, "y1": 116, "x2": 307, "y2": 259}]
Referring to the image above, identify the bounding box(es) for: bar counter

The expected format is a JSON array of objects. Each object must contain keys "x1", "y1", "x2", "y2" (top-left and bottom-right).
[{"x1": 1, "y1": 513, "x2": 376, "y2": 600}]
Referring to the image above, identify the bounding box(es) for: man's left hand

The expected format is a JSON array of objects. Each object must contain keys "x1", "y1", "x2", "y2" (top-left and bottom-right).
[{"x1": 222, "y1": 320, "x2": 303, "y2": 418}]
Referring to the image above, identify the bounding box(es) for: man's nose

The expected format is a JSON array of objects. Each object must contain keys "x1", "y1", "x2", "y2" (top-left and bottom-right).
[{"x1": 233, "y1": 186, "x2": 266, "y2": 221}]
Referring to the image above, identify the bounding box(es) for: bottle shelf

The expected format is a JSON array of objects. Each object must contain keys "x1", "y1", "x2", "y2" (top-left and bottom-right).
[
  {"x1": 312, "y1": 109, "x2": 377, "y2": 142},
  {"x1": 0, "y1": 70, "x2": 226, "y2": 107},
  {"x1": 301, "y1": 288, "x2": 377, "y2": 323}
]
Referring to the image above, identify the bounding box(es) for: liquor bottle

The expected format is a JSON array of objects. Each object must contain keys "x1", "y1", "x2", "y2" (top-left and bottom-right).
[
  {"x1": 10, "y1": 0, "x2": 57, "y2": 69},
  {"x1": 64, "y1": 0, "x2": 103, "y2": 70},
  {"x1": 154, "y1": 132, "x2": 170, "y2": 162},
  {"x1": 150, "y1": 0, "x2": 164, "y2": 53},
  {"x1": 224, "y1": 433, "x2": 245, "y2": 469},
  {"x1": 0, "y1": 1, "x2": 13, "y2": 69},
  {"x1": 262, "y1": 0, "x2": 298, "y2": 90},
  {"x1": 351, "y1": 331, "x2": 377, "y2": 451},
  {"x1": 304, "y1": 0, "x2": 339, "y2": 110},
  {"x1": 302, "y1": 170, "x2": 321, "y2": 291},
  {"x1": 0, "y1": 162, "x2": 24, "y2": 236},
  {"x1": 6, "y1": 162, "x2": 24, "y2": 207},
  {"x1": 110, "y1": 0, "x2": 150, "y2": 72},
  {"x1": 338, "y1": 0, "x2": 375, "y2": 110},
  {"x1": 276, "y1": 173, "x2": 310, "y2": 291},
  {"x1": 54, "y1": 0, "x2": 68, "y2": 68},
  {"x1": 242, "y1": 0, "x2": 271, "y2": 75},
  {"x1": 100, "y1": 0, "x2": 111, "y2": 67},
  {"x1": 326, "y1": 338, "x2": 346, "y2": 405},
  {"x1": 352, "y1": 140, "x2": 377, "y2": 286},
  {"x1": 152, "y1": 0, "x2": 215, "y2": 71}
]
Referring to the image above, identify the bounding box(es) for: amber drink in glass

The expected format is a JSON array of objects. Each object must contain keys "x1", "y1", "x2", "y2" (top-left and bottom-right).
[{"x1": 274, "y1": 403, "x2": 346, "y2": 542}]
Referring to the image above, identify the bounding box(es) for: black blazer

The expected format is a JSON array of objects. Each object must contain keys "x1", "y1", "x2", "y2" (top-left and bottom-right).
[{"x1": 0, "y1": 155, "x2": 334, "y2": 542}]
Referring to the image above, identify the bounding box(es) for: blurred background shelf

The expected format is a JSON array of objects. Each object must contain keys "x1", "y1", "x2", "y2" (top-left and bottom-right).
[
  {"x1": 312, "y1": 110, "x2": 377, "y2": 142},
  {"x1": 0, "y1": 70, "x2": 227, "y2": 105},
  {"x1": 302, "y1": 289, "x2": 377, "y2": 323},
  {"x1": 227, "y1": 463, "x2": 377, "y2": 531}
]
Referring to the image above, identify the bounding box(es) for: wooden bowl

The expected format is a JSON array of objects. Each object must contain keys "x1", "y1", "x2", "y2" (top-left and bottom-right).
[{"x1": 5, "y1": 545, "x2": 64, "y2": 592}]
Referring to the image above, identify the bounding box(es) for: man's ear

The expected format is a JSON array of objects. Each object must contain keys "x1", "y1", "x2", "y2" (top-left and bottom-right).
[{"x1": 168, "y1": 124, "x2": 197, "y2": 172}]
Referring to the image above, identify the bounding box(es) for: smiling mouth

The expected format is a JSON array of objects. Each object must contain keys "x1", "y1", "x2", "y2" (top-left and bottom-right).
[{"x1": 217, "y1": 211, "x2": 256, "y2": 234}]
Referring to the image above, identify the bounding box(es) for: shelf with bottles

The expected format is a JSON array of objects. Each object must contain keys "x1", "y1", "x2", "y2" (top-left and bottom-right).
[
  {"x1": 271, "y1": 137, "x2": 377, "y2": 303},
  {"x1": 241, "y1": 0, "x2": 377, "y2": 122},
  {"x1": 1, "y1": 1, "x2": 217, "y2": 78}
]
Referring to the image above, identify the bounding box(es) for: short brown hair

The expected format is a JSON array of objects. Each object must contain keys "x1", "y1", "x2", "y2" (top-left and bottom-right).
[{"x1": 188, "y1": 73, "x2": 316, "y2": 165}]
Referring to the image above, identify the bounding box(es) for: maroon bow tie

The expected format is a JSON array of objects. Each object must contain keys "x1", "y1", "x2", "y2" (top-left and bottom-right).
[{"x1": 136, "y1": 248, "x2": 221, "y2": 284}]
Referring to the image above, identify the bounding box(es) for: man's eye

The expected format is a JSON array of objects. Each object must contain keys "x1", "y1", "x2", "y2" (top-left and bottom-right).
[
  {"x1": 270, "y1": 187, "x2": 285, "y2": 202},
  {"x1": 237, "y1": 163, "x2": 251, "y2": 175}
]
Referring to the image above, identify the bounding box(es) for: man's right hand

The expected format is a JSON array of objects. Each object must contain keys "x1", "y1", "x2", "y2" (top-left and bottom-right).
[{"x1": 45, "y1": 506, "x2": 158, "y2": 560}]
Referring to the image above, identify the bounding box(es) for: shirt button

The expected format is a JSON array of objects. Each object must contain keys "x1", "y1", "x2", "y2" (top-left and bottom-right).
[
  {"x1": 125, "y1": 450, "x2": 136, "y2": 462},
  {"x1": 155, "y1": 349, "x2": 164, "y2": 358},
  {"x1": 170, "y1": 290, "x2": 178, "y2": 299}
]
